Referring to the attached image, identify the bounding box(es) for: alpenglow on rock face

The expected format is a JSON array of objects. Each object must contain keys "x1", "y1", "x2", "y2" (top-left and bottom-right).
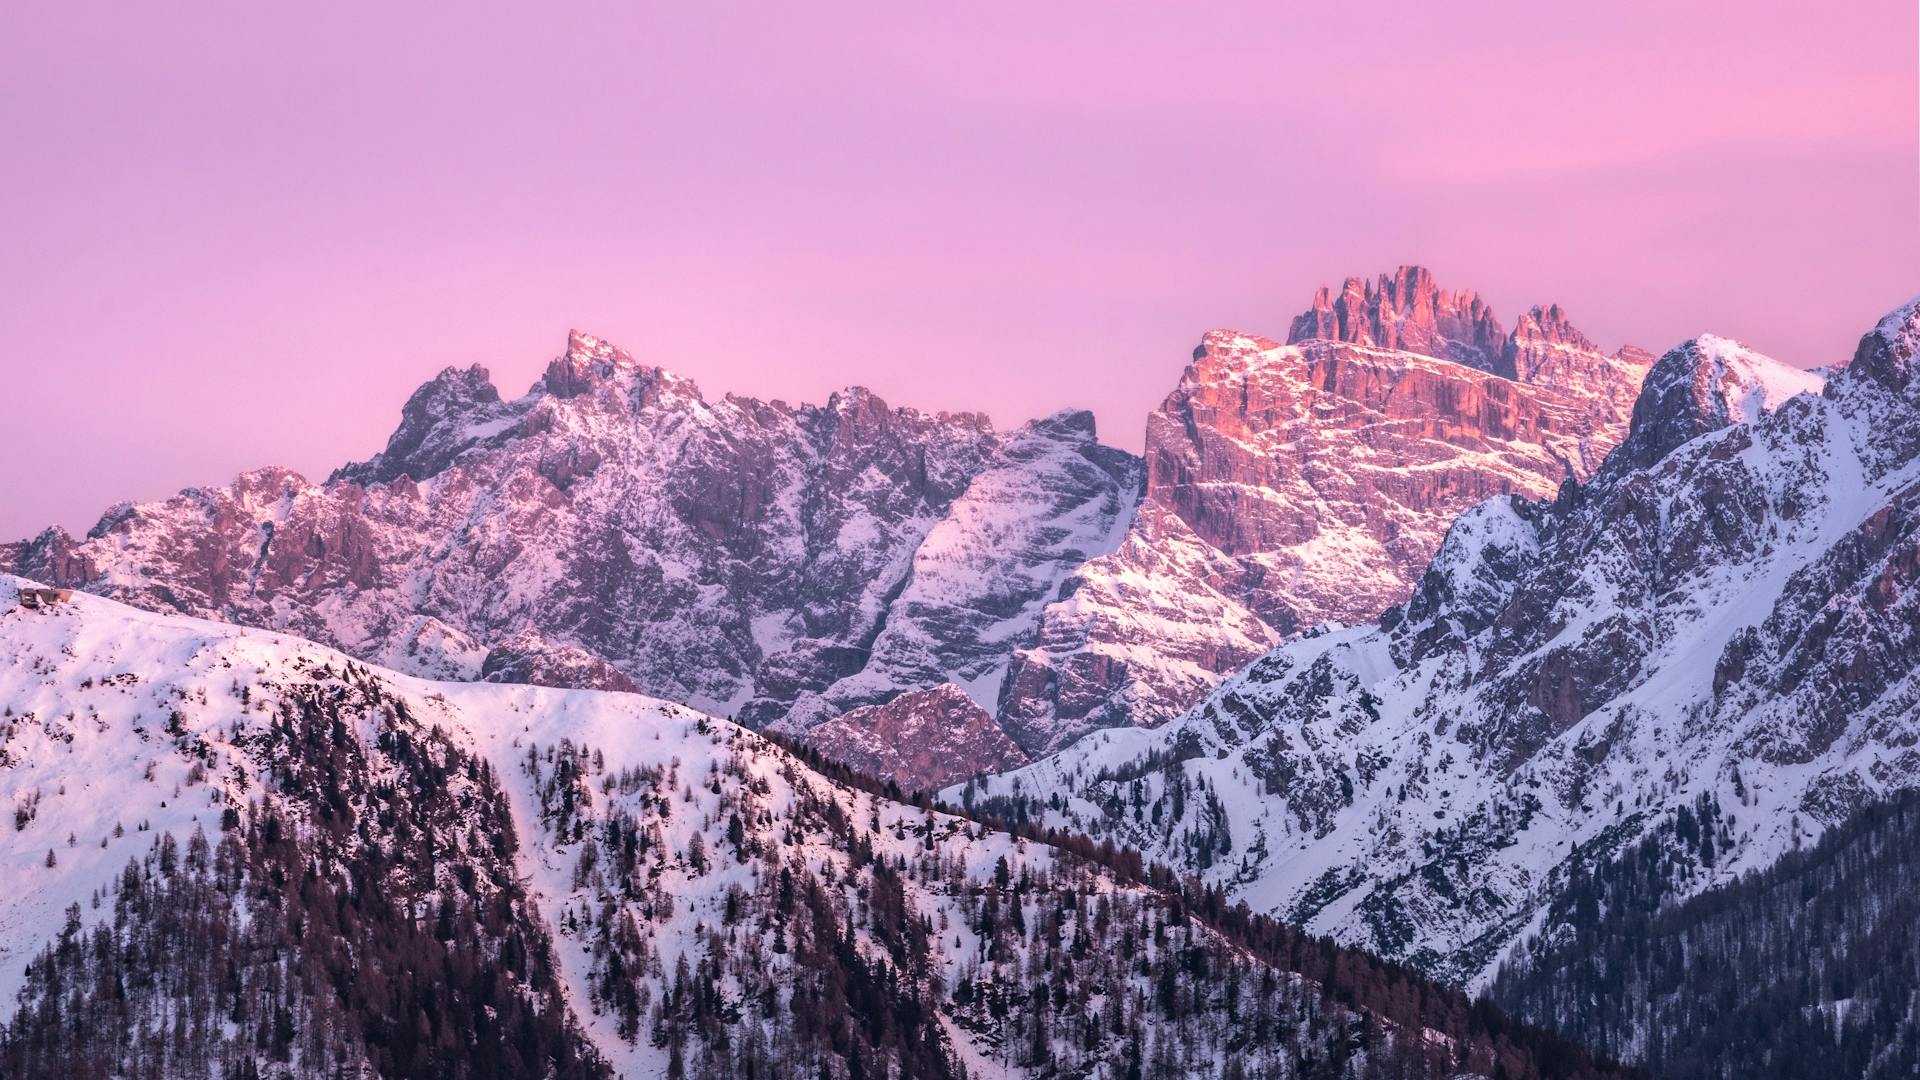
[
  {"x1": 1288, "y1": 264, "x2": 1510, "y2": 372},
  {"x1": 804, "y1": 682, "x2": 1030, "y2": 792},
  {"x1": 1, "y1": 331, "x2": 1139, "y2": 753},
  {"x1": 2, "y1": 268, "x2": 1652, "y2": 781},
  {"x1": 965, "y1": 299, "x2": 1916, "y2": 990},
  {"x1": 995, "y1": 268, "x2": 1654, "y2": 753}
]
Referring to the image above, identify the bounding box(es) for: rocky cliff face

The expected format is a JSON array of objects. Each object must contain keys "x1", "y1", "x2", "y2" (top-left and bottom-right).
[
  {"x1": 997, "y1": 270, "x2": 1652, "y2": 753},
  {"x1": 479, "y1": 628, "x2": 643, "y2": 694},
  {"x1": 1, "y1": 331, "x2": 1132, "y2": 747},
  {"x1": 966, "y1": 300, "x2": 1906, "y2": 987},
  {"x1": 1288, "y1": 265, "x2": 1509, "y2": 373}
]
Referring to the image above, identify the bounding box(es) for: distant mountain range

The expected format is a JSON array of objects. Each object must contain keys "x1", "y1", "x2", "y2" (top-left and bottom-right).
[{"x1": 3, "y1": 266, "x2": 1651, "y2": 791}]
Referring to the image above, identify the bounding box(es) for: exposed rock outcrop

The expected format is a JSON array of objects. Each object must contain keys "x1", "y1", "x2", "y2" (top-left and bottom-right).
[
  {"x1": 1288, "y1": 265, "x2": 1509, "y2": 373},
  {"x1": 1000, "y1": 270, "x2": 1653, "y2": 752},
  {"x1": 806, "y1": 683, "x2": 1030, "y2": 792},
  {"x1": 480, "y1": 629, "x2": 642, "y2": 694}
]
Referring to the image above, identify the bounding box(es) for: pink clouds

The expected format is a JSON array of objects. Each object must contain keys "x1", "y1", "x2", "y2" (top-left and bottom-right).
[{"x1": 0, "y1": 1, "x2": 1913, "y2": 538}]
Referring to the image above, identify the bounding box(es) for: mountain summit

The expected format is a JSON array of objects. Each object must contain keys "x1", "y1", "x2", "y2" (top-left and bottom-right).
[
  {"x1": 999, "y1": 269, "x2": 1655, "y2": 752},
  {"x1": 1288, "y1": 265, "x2": 1508, "y2": 372}
]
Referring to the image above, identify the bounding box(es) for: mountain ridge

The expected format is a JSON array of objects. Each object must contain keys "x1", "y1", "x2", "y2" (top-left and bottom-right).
[
  {"x1": 3, "y1": 268, "x2": 1663, "y2": 784},
  {"x1": 957, "y1": 294, "x2": 1918, "y2": 991}
]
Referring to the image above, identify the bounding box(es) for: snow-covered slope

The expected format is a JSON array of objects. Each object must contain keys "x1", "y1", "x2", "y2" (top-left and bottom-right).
[
  {"x1": 960, "y1": 302, "x2": 1912, "y2": 987},
  {"x1": 0, "y1": 576, "x2": 1626, "y2": 1080},
  {"x1": 1490, "y1": 787, "x2": 1920, "y2": 1079},
  {"x1": 0, "y1": 578, "x2": 600, "y2": 1079},
  {"x1": 773, "y1": 408, "x2": 1142, "y2": 732}
]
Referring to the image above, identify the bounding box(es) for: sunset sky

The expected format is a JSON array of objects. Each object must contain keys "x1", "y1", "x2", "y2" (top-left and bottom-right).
[{"x1": 1, "y1": 1, "x2": 1914, "y2": 538}]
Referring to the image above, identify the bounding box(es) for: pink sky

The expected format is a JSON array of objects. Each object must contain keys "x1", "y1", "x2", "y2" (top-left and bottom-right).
[{"x1": 1, "y1": 2, "x2": 1914, "y2": 539}]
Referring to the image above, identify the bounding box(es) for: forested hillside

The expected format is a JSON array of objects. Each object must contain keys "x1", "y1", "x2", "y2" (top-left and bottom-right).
[
  {"x1": 0, "y1": 662, "x2": 598, "y2": 1080},
  {"x1": 0, "y1": 578, "x2": 1634, "y2": 1079},
  {"x1": 1491, "y1": 790, "x2": 1920, "y2": 1079}
]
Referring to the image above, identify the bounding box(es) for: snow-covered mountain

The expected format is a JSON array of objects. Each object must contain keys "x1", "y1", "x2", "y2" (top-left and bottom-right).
[
  {"x1": 771, "y1": 408, "x2": 1143, "y2": 734},
  {"x1": 1, "y1": 332, "x2": 1139, "y2": 777},
  {"x1": 2, "y1": 270, "x2": 1647, "y2": 784},
  {"x1": 959, "y1": 297, "x2": 1915, "y2": 987},
  {"x1": 0, "y1": 576, "x2": 1626, "y2": 1080},
  {"x1": 997, "y1": 268, "x2": 1653, "y2": 753}
]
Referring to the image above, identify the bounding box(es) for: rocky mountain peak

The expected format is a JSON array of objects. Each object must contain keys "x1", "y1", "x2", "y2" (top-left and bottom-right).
[
  {"x1": 996, "y1": 311, "x2": 1653, "y2": 754},
  {"x1": 1844, "y1": 294, "x2": 1920, "y2": 395},
  {"x1": 817, "y1": 384, "x2": 913, "y2": 451},
  {"x1": 1496, "y1": 303, "x2": 1654, "y2": 434},
  {"x1": 333, "y1": 364, "x2": 505, "y2": 484},
  {"x1": 1287, "y1": 264, "x2": 1507, "y2": 373},
  {"x1": 565, "y1": 326, "x2": 622, "y2": 357},
  {"x1": 339, "y1": 330, "x2": 724, "y2": 485},
  {"x1": 1517, "y1": 302, "x2": 1589, "y2": 342},
  {"x1": 226, "y1": 464, "x2": 312, "y2": 501},
  {"x1": 1505, "y1": 304, "x2": 1597, "y2": 372},
  {"x1": 805, "y1": 683, "x2": 1030, "y2": 792},
  {"x1": 819, "y1": 385, "x2": 899, "y2": 432},
  {"x1": 0, "y1": 525, "x2": 91, "y2": 586},
  {"x1": 1028, "y1": 407, "x2": 1100, "y2": 440},
  {"x1": 1610, "y1": 334, "x2": 1823, "y2": 475},
  {"x1": 817, "y1": 385, "x2": 994, "y2": 437},
  {"x1": 544, "y1": 327, "x2": 676, "y2": 401}
]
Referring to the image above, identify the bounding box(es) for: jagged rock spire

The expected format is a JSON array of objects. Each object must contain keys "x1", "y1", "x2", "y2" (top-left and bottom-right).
[{"x1": 1287, "y1": 265, "x2": 1508, "y2": 373}]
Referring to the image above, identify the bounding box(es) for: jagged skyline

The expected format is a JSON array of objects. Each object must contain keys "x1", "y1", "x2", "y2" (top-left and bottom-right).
[{"x1": 2, "y1": 3, "x2": 1914, "y2": 538}]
